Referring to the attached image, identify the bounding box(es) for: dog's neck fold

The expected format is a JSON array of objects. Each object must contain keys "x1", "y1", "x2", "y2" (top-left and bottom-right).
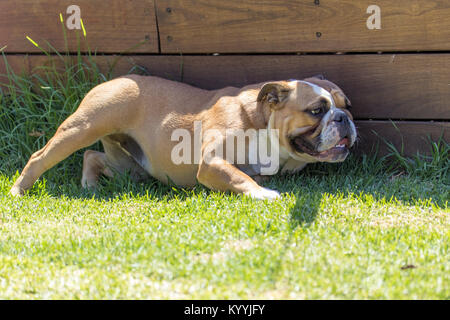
[{"x1": 266, "y1": 111, "x2": 307, "y2": 169}]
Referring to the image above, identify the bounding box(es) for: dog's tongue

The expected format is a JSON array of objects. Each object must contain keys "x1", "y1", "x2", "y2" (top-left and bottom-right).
[
  {"x1": 318, "y1": 137, "x2": 350, "y2": 157},
  {"x1": 338, "y1": 137, "x2": 350, "y2": 147}
]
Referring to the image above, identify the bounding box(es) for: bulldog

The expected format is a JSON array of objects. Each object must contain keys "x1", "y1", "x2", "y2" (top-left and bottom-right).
[{"x1": 10, "y1": 75, "x2": 356, "y2": 200}]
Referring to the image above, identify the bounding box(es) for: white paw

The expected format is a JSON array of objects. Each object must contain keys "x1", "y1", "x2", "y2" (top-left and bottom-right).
[
  {"x1": 10, "y1": 186, "x2": 24, "y2": 197},
  {"x1": 245, "y1": 187, "x2": 281, "y2": 201}
]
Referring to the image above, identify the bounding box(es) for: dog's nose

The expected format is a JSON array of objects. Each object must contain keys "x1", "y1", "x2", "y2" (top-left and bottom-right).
[{"x1": 332, "y1": 111, "x2": 346, "y2": 123}]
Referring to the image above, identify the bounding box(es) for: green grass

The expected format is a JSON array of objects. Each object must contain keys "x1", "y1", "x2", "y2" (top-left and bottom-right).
[{"x1": 0, "y1": 51, "x2": 449, "y2": 299}]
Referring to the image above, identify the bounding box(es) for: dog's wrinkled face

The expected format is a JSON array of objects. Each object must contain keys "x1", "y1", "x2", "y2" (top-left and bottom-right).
[{"x1": 257, "y1": 76, "x2": 357, "y2": 163}]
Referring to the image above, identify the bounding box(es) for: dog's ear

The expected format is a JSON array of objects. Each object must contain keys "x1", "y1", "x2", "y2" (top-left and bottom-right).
[
  {"x1": 257, "y1": 82, "x2": 291, "y2": 110},
  {"x1": 330, "y1": 88, "x2": 352, "y2": 110}
]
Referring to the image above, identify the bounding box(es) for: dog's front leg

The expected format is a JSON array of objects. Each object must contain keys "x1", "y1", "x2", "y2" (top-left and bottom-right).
[{"x1": 196, "y1": 157, "x2": 280, "y2": 200}]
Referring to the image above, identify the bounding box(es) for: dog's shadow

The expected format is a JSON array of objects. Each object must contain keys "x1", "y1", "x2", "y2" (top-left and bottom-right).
[
  {"x1": 288, "y1": 193, "x2": 321, "y2": 229},
  {"x1": 262, "y1": 153, "x2": 447, "y2": 230}
]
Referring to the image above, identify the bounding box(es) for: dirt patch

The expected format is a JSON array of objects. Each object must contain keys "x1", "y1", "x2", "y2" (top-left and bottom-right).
[
  {"x1": 368, "y1": 210, "x2": 449, "y2": 231},
  {"x1": 193, "y1": 239, "x2": 256, "y2": 263}
]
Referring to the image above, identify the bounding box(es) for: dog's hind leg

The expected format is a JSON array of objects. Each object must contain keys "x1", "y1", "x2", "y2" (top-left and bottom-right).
[
  {"x1": 101, "y1": 135, "x2": 150, "y2": 181},
  {"x1": 81, "y1": 150, "x2": 113, "y2": 188},
  {"x1": 10, "y1": 117, "x2": 111, "y2": 196},
  {"x1": 10, "y1": 76, "x2": 143, "y2": 196},
  {"x1": 81, "y1": 135, "x2": 150, "y2": 189}
]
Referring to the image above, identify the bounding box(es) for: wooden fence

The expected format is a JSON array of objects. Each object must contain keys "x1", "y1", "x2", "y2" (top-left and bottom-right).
[{"x1": 1, "y1": 0, "x2": 449, "y2": 156}]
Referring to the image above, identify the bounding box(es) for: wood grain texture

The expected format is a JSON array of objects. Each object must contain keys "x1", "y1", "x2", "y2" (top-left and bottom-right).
[
  {"x1": 355, "y1": 120, "x2": 449, "y2": 156},
  {"x1": 0, "y1": 0, "x2": 158, "y2": 53},
  {"x1": 156, "y1": 0, "x2": 450, "y2": 53},
  {"x1": 1, "y1": 54, "x2": 450, "y2": 120}
]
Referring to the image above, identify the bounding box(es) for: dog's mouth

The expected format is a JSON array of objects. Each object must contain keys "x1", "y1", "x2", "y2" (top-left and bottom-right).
[{"x1": 290, "y1": 135, "x2": 350, "y2": 159}]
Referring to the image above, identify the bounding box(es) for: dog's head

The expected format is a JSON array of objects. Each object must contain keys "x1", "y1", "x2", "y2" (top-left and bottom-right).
[{"x1": 257, "y1": 75, "x2": 356, "y2": 163}]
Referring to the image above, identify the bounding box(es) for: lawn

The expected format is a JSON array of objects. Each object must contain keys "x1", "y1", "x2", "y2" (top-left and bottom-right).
[{"x1": 0, "y1": 53, "x2": 448, "y2": 299}]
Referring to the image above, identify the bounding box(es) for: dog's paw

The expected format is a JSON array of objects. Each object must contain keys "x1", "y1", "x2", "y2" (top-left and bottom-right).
[
  {"x1": 10, "y1": 186, "x2": 24, "y2": 197},
  {"x1": 245, "y1": 187, "x2": 281, "y2": 201}
]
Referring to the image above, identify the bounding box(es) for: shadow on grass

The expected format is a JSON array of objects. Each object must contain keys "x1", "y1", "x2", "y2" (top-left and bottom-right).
[
  {"x1": 41, "y1": 173, "x2": 211, "y2": 203},
  {"x1": 267, "y1": 150, "x2": 448, "y2": 230},
  {"x1": 287, "y1": 192, "x2": 321, "y2": 229},
  {"x1": 4, "y1": 150, "x2": 448, "y2": 228}
]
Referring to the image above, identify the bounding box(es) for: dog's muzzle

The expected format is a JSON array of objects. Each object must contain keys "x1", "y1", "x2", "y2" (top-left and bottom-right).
[{"x1": 290, "y1": 109, "x2": 357, "y2": 162}]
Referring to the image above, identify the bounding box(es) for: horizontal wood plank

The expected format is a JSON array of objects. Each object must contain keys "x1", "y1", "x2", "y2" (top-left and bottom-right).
[
  {"x1": 0, "y1": 0, "x2": 158, "y2": 53},
  {"x1": 1, "y1": 54, "x2": 449, "y2": 120},
  {"x1": 108, "y1": 54, "x2": 450, "y2": 120},
  {"x1": 0, "y1": 56, "x2": 448, "y2": 156},
  {"x1": 156, "y1": 0, "x2": 450, "y2": 53}
]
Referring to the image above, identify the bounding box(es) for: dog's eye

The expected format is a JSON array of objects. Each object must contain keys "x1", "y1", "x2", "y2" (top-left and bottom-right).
[{"x1": 310, "y1": 107, "x2": 323, "y2": 115}]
